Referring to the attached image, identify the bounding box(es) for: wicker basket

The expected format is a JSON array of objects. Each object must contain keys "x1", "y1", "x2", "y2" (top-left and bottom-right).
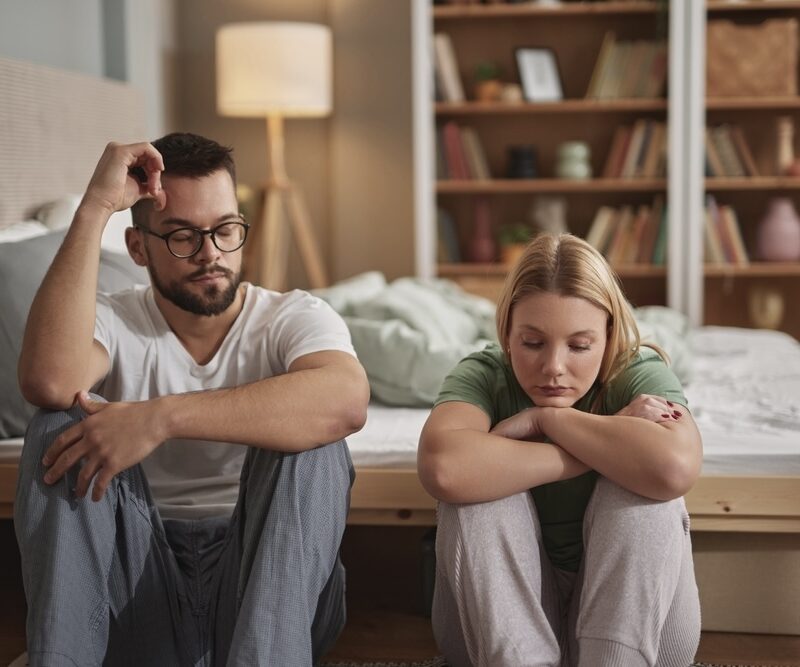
[{"x1": 707, "y1": 18, "x2": 799, "y2": 97}]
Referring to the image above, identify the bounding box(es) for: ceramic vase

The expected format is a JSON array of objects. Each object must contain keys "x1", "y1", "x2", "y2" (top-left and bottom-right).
[{"x1": 757, "y1": 197, "x2": 800, "y2": 261}]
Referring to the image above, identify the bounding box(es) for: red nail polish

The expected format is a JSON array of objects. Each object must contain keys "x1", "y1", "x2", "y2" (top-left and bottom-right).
[
  {"x1": 661, "y1": 413, "x2": 670, "y2": 418},
  {"x1": 673, "y1": 411, "x2": 682, "y2": 418},
  {"x1": 667, "y1": 401, "x2": 674, "y2": 407}
]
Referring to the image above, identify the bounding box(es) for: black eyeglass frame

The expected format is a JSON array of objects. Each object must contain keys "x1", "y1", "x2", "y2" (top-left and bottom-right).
[{"x1": 134, "y1": 218, "x2": 250, "y2": 258}]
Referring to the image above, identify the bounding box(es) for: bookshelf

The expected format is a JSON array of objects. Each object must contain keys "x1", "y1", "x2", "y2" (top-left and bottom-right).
[
  {"x1": 699, "y1": 0, "x2": 800, "y2": 339},
  {"x1": 418, "y1": 0, "x2": 800, "y2": 340},
  {"x1": 430, "y1": 0, "x2": 673, "y2": 310}
]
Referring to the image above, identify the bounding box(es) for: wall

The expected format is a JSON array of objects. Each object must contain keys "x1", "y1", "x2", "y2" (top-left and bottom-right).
[
  {"x1": 175, "y1": 0, "x2": 417, "y2": 287},
  {"x1": 175, "y1": 0, "x2": 330, "y2": 289},
  {"x1": 0, "y1": 0, "x2": 177, "y2": 138},
  {"x1": 329, "y1": 0, "x2": 416, "y2": 282},
  {"x1": 0, "y1": 0, "x2": 104, "y2": 76}
]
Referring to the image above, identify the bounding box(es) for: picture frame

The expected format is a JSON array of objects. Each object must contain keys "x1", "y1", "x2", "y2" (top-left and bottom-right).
[{"x1": 515, "y1": 48, "x2": 563, "y2": 102}]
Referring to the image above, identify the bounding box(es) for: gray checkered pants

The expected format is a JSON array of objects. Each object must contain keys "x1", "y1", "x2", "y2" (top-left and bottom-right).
[{"x1": 14, "y1": 398, "x2": 354, "y2": 666}]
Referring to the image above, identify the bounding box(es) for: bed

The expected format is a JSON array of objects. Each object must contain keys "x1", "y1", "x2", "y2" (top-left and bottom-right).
[{"x1": 0, "y1": 56, "x2": 798, "y2": 635}]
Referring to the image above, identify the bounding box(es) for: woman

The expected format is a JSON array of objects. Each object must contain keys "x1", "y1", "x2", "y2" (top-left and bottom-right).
[{"x1": 417, "y1": 233, "x2": 702, "y2": 667}]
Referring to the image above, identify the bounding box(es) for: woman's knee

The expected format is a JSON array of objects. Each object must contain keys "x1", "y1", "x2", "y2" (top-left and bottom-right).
[{"x1": 588, "y1": 477, "x2": 687, "y2": 528}]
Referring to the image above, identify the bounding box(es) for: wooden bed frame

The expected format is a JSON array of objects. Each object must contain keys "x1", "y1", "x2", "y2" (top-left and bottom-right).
[{"x1": 2, "y1": 461, "x2": 799, "y2": 534}]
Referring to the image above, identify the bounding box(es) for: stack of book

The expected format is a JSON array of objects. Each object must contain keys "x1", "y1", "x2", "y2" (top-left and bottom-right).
[
  {"x1": 704, "y1": 195, "x2": 749, "y2": 265},
  {"x1": 585, "y1": 198, "x2": 667, "y2": 266},
  {"x1": 433, "y1": 33, "x2": 465, "y2": 103},
  {"x1": 705, "y1": 125, "x2": 760, "y2": 178},
  {"x1": 586, "y1": 33, "x2": 668, "y2": 99},
  {"x1": 437, "y1": 122, "x2": 492, "y2": 180},
  {"x1": 603, "y1": 120, "x2": 667, "y2": 179}
]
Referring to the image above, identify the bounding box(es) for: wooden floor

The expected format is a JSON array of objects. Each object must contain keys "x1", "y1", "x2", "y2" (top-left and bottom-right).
[{"x1": 2, "y1": 521, "x2": 799, "y2": 666}]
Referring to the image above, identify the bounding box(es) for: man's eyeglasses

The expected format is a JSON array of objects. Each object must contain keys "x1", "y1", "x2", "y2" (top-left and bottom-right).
[{"x1": 134, "y1": 218, "x2": 250, "y2": 258}]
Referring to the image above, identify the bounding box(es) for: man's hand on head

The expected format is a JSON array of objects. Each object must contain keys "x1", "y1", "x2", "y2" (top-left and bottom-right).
[
  {"x1": 80, "y1": 141, "x2": 167, "y2": 220},
  {"x1": 41, "y1": 392, "x2": 168, "y2": 502}
]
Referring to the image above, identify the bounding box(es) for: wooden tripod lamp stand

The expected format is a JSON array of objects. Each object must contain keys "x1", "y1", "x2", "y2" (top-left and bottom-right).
[{"x1": 216, "y1": 22, "x2": 331, "y2": 290}]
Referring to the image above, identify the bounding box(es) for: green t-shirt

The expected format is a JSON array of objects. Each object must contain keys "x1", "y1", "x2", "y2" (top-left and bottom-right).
[{"x1": 434, "y1": 343, "x2": 687, "y2": 572}]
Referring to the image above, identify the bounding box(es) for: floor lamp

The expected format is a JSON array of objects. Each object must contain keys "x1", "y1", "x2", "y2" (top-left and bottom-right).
[{"x1": 216, "y1": 22, "x2": 331, "y2": 290}]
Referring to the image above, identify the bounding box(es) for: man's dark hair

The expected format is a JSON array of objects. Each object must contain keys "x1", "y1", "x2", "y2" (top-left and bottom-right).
[{"x1": 132, "y1": 132, "x2": 236, "y2": 228}]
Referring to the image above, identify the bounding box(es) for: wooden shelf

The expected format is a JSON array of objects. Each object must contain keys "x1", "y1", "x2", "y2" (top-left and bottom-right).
[
  {"x1": 707, "y1": 97, "x2": 800, "y2": 111},
  {"x1": 435, "y1": 99, "x2": 668, "y2": 115},
  {"x1": 704, "y1": 262, "x2": 800, "y2": 277},
  {"x1": 705, "y1": 177, "x2": 800, "y2": 191},
  {"x1": 437, "y1": 179, "x2": 667, "y2": 194},
  {"x1": 433, "y1": 2, "x2": 660, "y2": 19},
  {"x1": 438, "y1": 262, "x2": 666, "y2": 279},
  {"x1": 707, "y1": 1, "x2": 800, "y2": 13}
]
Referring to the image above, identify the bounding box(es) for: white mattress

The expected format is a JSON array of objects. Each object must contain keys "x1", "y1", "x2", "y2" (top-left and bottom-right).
[{"x1": 2, "y1": 327, "x2": 799, "y2": 476}]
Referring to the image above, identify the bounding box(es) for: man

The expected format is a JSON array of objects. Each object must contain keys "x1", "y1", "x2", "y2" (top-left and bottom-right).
[{"x1": 15, "y1": 133, "x2": 370, "y2": 666}]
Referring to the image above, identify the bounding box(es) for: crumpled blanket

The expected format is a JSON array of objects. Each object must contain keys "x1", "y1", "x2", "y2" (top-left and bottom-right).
[{"x1": 314, "y1": 273, "x2": 692, "y2": 406}]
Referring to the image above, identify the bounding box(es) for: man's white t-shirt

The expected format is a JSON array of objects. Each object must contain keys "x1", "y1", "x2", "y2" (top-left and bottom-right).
[{"x1": 93, "y1": 283, "x2": 356, "y2": 520}]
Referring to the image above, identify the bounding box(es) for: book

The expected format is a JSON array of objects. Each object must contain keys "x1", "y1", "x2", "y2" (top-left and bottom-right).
[
  {"x1": 621, "y1": 119, "x2": 647, "y2": 178},
  {"x1": 606, "y1": 205, "x2": 634, "y2": 264},
  {"x1": 704, "y1": 128, "x2": 725, "y2": 177},
  {"x1": 442, "y1": 122, "x2": 469, "y2": 180},
  {"x1": 461, "y1": 127, "x2": 491, "y2": 180},
  {"x1": 618, "y1": 40, "x2": 648, "y2": 99},
  {"x1": 720, "y1": 206, "x2": 750, "y2": 265},
  {"x1": 643, "y1": 42, "x2": 668, "y2": 98},
  {"x1": 706, "y1": 195, "x2": 735, "y2": 263},
  {"x1": 624, "y1": 205, "x2": 651, "y2": 264},
  {"x1": 730, "y1": 125, "x2": 760, "y2": 178},
  {"x1": 603, "y1": 42, "x2": 630, "y2": 99},
  {"x1": 437, "y1": 208, "x2": 461, "y2": 263},
  {"x1": 435, "y1": 127, "x2": 449, "y2": 180},
  {"x1": 641, "y1": 122, "x2": 666, "y2": 178},
  {"x1": 433, "y1": 33, "x2": 465, "y2": 103},
  {"x1": 637, "y1": 196, "x2": 664, "y2": 264},
  {"x1": 586, "y1": 206, "x2": 616, "y2": 254},
  {"x1": 586, "y1": 31, "x2": 616, "y2": 99},
  {"x1": 632, "y1": 42, "x2": 658, "y2": 98},
  {"x1": 603, "y1": 125, "x2": 632, "y2": 179},
  {"x1": 712, "y1": 125, "x2": 745, "y2": 178},
  {"x1": 704, "y1": 207, "x2": 726, "y2": 263},
  {"x1": 633, "y1": 120, "x2": 654, "y2": 178},
  {"x1": 651, "y1": 207, "x2": 668, "y2": 265}
]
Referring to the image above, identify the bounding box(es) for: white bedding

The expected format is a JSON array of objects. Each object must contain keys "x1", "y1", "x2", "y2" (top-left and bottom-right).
[
  {"x1": 349, "y1": 326, "x2": 800, "y2": 475},
  {"x1": 2, "y1": 327, "x2": 799, "y2": 475}
]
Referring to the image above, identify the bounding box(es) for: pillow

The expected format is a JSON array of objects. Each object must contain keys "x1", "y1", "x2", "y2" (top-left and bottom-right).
[
  {"x1": 0, "y1": 230, "x2": 148, "y2": 438},
  {"x1": 633, "y1": 306, "x2": 693, "y2": 384},
  {"x1": 37, "y1": 194, "x2": 132, "y2": 254},
  {"x1": 0, "y1": 220, "x2": 49, "y2": 243}
]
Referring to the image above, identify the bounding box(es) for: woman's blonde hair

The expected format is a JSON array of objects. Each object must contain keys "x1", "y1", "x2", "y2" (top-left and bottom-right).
[{"x1": 496, "y1": 233, "x2": 646, "y2": 390}]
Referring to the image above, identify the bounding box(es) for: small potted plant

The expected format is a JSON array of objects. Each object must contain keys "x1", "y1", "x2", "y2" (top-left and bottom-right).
[
  {"x1": 497, "y1": 223, "x2": 533, "y2": 266},
  {"x1": 474, "y1": 61, "x2": 503, "y2": 103}
]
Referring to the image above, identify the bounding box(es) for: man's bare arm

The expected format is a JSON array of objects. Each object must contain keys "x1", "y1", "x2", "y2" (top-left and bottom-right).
[
  {"x1": 18, "y1": 142, "x2": 165, "y2": 408},
  {"x1": 42, "y1": 350, "x2": 370, "y2": 500}
]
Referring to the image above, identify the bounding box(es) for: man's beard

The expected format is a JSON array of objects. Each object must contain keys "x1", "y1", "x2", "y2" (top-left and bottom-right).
[{"x1": 148, "y1": 263, "x2": 241, "y2": 316}]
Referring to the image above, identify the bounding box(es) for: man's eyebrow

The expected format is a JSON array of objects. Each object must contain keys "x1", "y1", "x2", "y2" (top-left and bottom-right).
[{"x1": 159, "y1": 214, "x2": 242, "y2": 229}]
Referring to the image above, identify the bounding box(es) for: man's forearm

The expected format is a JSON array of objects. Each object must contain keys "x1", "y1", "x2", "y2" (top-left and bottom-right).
[
  {"x1": 18, "y1": 203, "x2": 109, "y2": 407},
  {"x1": 157, "y1": 360, "x2": 369, "y2": 452}
]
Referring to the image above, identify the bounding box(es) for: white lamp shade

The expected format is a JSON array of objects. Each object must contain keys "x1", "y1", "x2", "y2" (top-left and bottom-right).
[{"x1": 216, "y1": 22, "x2": 332, "y2": 118}]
